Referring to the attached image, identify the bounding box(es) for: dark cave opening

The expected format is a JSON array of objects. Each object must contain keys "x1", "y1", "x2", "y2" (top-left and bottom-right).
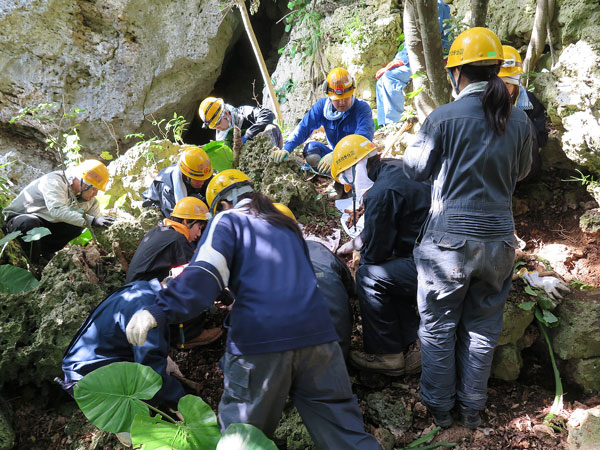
[{"x1": 185, "y1": 1, "x2": 287, "y2": 146}]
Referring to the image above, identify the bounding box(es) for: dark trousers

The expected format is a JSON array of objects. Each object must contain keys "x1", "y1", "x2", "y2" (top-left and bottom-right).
[
  {"x1": 355, "y1": 256, "x2": 419, "y2": 354},
  {"x1": 5, "y1": 214, "x2": 82, "y2": 262}
]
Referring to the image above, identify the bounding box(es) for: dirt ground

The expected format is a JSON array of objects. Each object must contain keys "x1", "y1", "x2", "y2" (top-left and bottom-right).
[{"x1": 7, "y1": 161, "x2": 600, "y2": 449}]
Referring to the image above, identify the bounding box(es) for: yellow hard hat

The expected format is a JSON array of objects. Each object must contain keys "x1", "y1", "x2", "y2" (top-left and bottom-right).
[
  {"x1": 331, "y1": 135, "x2": 377, "y2": 183},
  {"x1": 498, "y1": 45, "x2": 523, "y2": 79},
  {"x1": 79, "y1": 159, "x2": 109, "y2": 191},
  {"x1": 325, "y1": 68, "x2": 355, "y2": 100},
  {"x1": 171, "y1": 197, "x2": 210, "y2": 221},
  {"x1": 199, "y1": 97, "x2": 225, "y2": 129},
  {"x1": 205, "y1": 169, "x2": 253, "y2": 214},
  {"x1": 273, "y1": 203, "x2": 296, "y2": 222},
  {"x1": 178, "y1": 146, "x2": 213, "y2": 181},
  {"x1": 446, "y1": 27, "x2": 504, "y2": 69}
]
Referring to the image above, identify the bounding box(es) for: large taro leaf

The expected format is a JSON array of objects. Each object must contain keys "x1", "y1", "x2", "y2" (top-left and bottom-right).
[
  {"x1": 217, "y1": 423, "x2": 278, "y2": 450},
  {"x1": 21, "y1": 226, "x2": 51, "y2": 242},
  {"x1": 74, "y1": 362, "x2": 160, "y2": 433},
  {"x1": 0, "y1": 265, "x2": 39, "y2": 293},
  {"x1": 131, "y1": 395, "x2": 220, "y2": 450}
]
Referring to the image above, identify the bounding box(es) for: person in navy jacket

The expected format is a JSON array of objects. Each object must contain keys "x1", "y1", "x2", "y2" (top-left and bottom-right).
[{"x1": 125, "y1": 169, "x2": 381, "y2": 449}]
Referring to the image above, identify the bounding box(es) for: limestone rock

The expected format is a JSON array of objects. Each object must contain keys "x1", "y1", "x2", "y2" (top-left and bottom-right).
[
  {"x1": 491, "y1": 342, "x2": 523, "y2": 381},
  {"x1": 237, "y1": 133, "x2": 326, "y2": 218},
  {"x1": 0, "y1": 246, "x2": 124, "y2": 387},
  {"x1": 365, "y1": 389, "x2": 412, "y2": 437},
  {"x1": 551, "y1": 289, "x2": 600, "y2": 360},
  {"x1": 567, "y1": 357, "x2": 600, "y2": 395},
  {"x1": 0, "y1": 0, "x2": 239, "y2": 160},
  {"x1": 273, "y1": 405, "x2": 315, "y2": 450},
  {"x1": 0, "y1": 396, "x2": 14, "y2": 450},
  {"x1": 580, "y1": 208, "x2": 600, "y2": 234},
  {"x1": 567, "y1": 406, "x2": 600, "y2": 450},
  {"x1": 498, "y1": 300, "x2": 535, "y2": 346}
]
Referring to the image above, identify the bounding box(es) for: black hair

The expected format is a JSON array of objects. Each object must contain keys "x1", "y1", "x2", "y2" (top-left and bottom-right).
[
  {"x1": 460, "y1": 63, "x2": 511, "y2": 136},
  {"x1": 247, "y1": 192, "x2": 304, "y2": 241}
]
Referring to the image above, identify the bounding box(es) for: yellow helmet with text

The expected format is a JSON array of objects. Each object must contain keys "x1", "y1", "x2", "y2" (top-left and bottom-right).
[
  {"x1": 199, "y1": 97, "x2": 225, "y2": 129},
  {"x1": 273, "y1": 203, "x2": 297, "y2": 222},
  {"x1": 325, "y1": 67, "x2": 355, "y2": 100},
  {"x1": 205, "y1": 169, "x2": 253, "y2": 214},
  {"x1": 498, "y1": 45, "x2": 523, "y2": 79},
  {"x1": 331, "y1": 135, "x2": 377, "y2": 183},
  {"x1": 446, "y1": 27, "x2": 504, "y2": 69},
  {"x1": 78, "y1": 159, "x2": 109, "y2": 191},
  {"x1": 178, "y1": 146, "x2": 213, "y2": 181},
  {"x1": 171, "y1": 197, "x2": 210, "y2": 221}
]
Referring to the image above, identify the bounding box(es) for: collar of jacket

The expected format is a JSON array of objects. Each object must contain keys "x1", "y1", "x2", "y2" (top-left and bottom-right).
[{"x1": 163, "y1": 218, "x2": 190, "y2": 241}]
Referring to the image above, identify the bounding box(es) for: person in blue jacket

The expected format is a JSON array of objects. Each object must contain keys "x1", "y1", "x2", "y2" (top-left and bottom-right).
[
  {"x1": 403, "y1": 28, "x2": 532, "y2": 430},
  {"x1": 60, "y1": 280, "x2": 186, "y2": 410},
  {"x1": 271, "y1": 67, "x2": 374, "y2": 177},
  {"x1": 375, "y1": 0, "x2": 451, "y2": 126},
  {"x1": 125, "y1": 169, "x2": 380, "y2": 449},
  {"x1": 332, "y1": 135, "x2": 431, "y2": 376},
  {"x1": 142, "y1": 146, "x2": 213, "y2": 218}
]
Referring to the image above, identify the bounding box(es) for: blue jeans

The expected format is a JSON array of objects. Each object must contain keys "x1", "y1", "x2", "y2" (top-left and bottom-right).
[
  {"x1": 376, "y1": 64, "x2": 412, "y2": 126},
  {"x1": 219, "y1": 342, "x2": 380, "y2": 449},
  {"x1": 414, "y1": 232, "x2": 515, "y2": 412},
  {"x1": 303, "y1": 141, "x2": 332, "y2": 158}
]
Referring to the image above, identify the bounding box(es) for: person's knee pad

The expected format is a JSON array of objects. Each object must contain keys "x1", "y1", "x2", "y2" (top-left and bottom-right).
[{"x1": 305, "y1": 153, "x2": 321, "y2": 169}]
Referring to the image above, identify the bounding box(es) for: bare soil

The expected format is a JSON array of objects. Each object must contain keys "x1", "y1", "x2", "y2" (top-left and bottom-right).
[{"x1": 8, "y1": 165, "x2": 600, "y2": 450}]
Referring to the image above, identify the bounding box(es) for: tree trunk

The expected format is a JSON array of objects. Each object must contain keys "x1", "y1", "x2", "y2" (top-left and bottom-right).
[
  {"x1": 470, "y1": 0, "x2": 489, "y2": 27},
  {"x1": 234, "y1": 0, "x2": 283, "y2": 123},
  {"x1": 403, "y1": 0, "x2": 447, "y2": 122},
  {"x1": 415, "y1": 0, "x2": 450, "y2": 108},
  {"x1": 523, "y1": 0, "x2": 555, "y2": 77}
]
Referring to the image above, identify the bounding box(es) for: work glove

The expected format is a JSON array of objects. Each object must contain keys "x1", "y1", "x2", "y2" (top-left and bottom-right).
[
  {"x1": 271, "y1": 149, "x2": 290, "y2": 163},
  {"x1": 317, "y1": 153, "x2": 333, "y2": 174},
  {"x1": 92, "y1": 215, "x2": 116, "y2": 227},
  {"x1": 337, "y1": 235, "x2": 363, "y2": 255},
  {"x1": 521, "y1": 271, "x2": 571, "y2": 300},
  {"x1": 126, "y1": 310, "x2": 158, "y2": 346}
]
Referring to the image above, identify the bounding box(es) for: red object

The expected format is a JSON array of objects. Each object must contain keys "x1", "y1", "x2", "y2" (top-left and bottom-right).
[{"x1": 375, "y1": 61, "x2": 404, "y2": 80}]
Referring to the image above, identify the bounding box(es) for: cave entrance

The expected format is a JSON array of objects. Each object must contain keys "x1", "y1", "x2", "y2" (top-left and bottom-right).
[{"x1": 185, "y1": 1, "x2": 287, "y2": 146}]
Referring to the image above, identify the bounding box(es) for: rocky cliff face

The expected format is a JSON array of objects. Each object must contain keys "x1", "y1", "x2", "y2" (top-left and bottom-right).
[{"x1": 0, "y1": 0, "x2": 239, "y2": 190}]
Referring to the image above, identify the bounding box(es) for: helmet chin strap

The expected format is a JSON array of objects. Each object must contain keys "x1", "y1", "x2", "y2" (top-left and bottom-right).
[{"x1": 448, "y1": 67, "x2": 463, "y2": 96}]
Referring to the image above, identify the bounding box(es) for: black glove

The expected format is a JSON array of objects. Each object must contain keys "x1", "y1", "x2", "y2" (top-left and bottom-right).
[{"x1": 92, "y1": 216, "x2": 115, "y2": 227}]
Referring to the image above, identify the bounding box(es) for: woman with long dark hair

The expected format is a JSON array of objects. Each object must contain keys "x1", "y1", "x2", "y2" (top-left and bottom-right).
[
  {"x1": 125, "y1": 169, "x2": 380, "y2": 449},
  {"x1": 403, "y1": 28, "x2": 532, "y2": 429}
]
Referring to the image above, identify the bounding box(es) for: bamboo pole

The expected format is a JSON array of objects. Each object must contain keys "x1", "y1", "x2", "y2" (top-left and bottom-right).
[{"x1": 234, "y1": 0, "x2": 283, "y2": 123}]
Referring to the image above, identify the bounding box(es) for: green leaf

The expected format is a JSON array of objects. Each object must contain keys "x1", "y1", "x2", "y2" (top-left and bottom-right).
[
  {"x1": 69, "y1": 229, "x2": 92, "y2": 247},
  {"x1": 538, "y1": 295, "x2": 557, "y2": 312},
  {"x1": 22, "y1": 227, "x2": 51, "y2": 242},
  {"x1": 523, "y1": 285, "x2": 539, "y2": 297},
  {"x1": 74, "y1": 362, "x2": 160, "y2": 433},
  {"x1": 217, "y1": 423, "x2": 278, "y2": 450},
  {"x1": 114, "y1": 193, "x2": 128, "y2": 209},
  {"x1": 0, "y1": 265, "x2": 39, "y2": 293},
  {"x1": 0, "y1": 231, "x2": 22, "y2": 246},
  {"x1": 96, "y1": 194, "x2": 111, "y2": 211},
  {"x1": 100, "y1": 151, "x2": 114, "y2": 161},
  {"x1": 410, "y1": 71, "x2": 427, "y2": 79},
  {"x1": 541, "y1": 309, "x2": 559, "y2": 326},
  {"x1": 519, "y1": 301, "x2": 536, "y2": 311}
]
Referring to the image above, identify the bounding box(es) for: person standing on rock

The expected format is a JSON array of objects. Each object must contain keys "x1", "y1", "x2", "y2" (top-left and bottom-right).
[
  {"x1": 333, "y1": 135, "x2": 431, "y2": 376},
  {"x1": 3, "y1": 159, "x2": 114, "y2": 264},
  {"x1": 403, "y1": 28, "x2": 532, "y2": 429},
  {"x1": 198, "y1": 97, "x2": 283, "y2": 149},
  {"x1": 125, "y1": 169, "x2": 381, "y2": 449},
  {"x1": 126, "y1": 196, "x2": 223, "y2": 349},
  {"x1": 271, "y1": 67, "x2": 374, "y2": 194},
  {"x1": 142, "y1": 146, "x2": 213, "y2": 218}
]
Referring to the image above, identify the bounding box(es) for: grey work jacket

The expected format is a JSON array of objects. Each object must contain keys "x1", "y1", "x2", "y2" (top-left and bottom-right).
[
  {"x1": 3, "y1": 170, "x2": 100, "y2": 227},
  {"x1": 404, "y1": 91, "x2": 532, "y2": 241}
]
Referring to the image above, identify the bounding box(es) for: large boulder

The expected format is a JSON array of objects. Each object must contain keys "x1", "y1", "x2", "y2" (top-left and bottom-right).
[
  {"x1": 0, "y1": 0, "x2": 239, "y2": 161},
  {"x1": 365, "y1": 390, "x2": 412, "y2": 438},
  {"x1": 0, "y1": 396, "x2": 14, "y2": 450},
  {"x1": 567, "y1": 406, "x2": 600, "y2": 450}
]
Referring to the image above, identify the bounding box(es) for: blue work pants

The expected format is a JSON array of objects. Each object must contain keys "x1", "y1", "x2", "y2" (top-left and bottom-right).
[
  {"x1": 376, "y1": 65, "x2": 412, "y2": 126},
  {"x1": 414, "y1": 232, "x2": 515, "y2": 412}
]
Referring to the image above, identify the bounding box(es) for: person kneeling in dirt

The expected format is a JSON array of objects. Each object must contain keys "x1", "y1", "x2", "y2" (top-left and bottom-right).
[
  {"x1": 125, "y1": 169, "x2": 381, "y2": 449},
  {"x1": 199, "y1": 96, "x2": 283, "y2": 148},
  {"x1": 142, "y1": 146, "x2": 213, "y2": 218},
  {"x1": 271, "y1": 67, "x2": 374, "y2": 198},
  {"x1": 333, "y1": 135, "x2": 431, "y2": 376},
  {"x1": 127, "y1": 196, "x2": 222, "y2": 348},
  {"x1": 3, "y1": 159, "x2": 114, "y2": 264},
  {"x1": 60, "y1": 279, "x2": 187, "y2": 412},
  {"x1": 274, "y1": 203, "x2": 354, "y2": 359}
]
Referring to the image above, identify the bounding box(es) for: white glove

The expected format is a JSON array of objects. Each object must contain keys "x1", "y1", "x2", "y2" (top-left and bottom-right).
[
  {"x1": 336, "y1": 235, "x2": 363, "y2": 255},
  {"x1": 522, "y1": 271, "x2": 570, "y2": 300},
  {"x1": 126, "y1": 310, "x2": 158, "y2": 346}
]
